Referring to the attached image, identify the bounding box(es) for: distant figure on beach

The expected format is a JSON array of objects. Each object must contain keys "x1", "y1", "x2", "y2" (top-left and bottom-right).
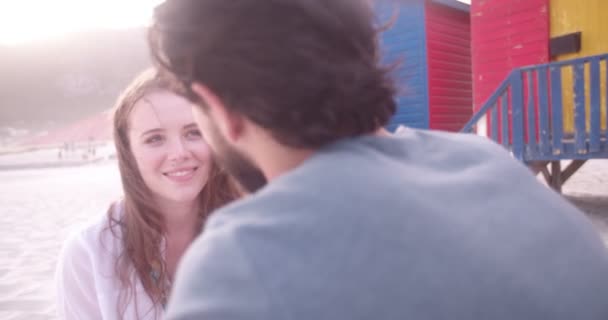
[
  {"x1": 55, "y1": 69, "x2": 246, "y2": 319},
  {"x1": 147, "y1": 0, "x2": 608, "y2": 319}
]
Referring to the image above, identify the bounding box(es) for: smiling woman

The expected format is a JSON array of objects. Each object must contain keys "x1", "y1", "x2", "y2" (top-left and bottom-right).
[
  {"x1": 128, "y1": 90, "x2": 213, "y2": 204},
  {"x1": 54, "y1": 68, "x2": 241, "y2": 319},
  {"x1": 0, "y1": 0, "x2": 163, "y2": 45}
]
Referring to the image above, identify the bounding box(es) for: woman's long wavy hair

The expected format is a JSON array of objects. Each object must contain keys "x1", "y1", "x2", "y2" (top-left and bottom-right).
[{"x1": 107, "y1": 68, "x2": 240, "y2": 318}]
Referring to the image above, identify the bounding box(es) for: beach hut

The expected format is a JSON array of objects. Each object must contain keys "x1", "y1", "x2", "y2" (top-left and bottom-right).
[
  {"x1": 463, "y1": 0, "x2": 608, "y2": 191},
  {"x1": 377, "y1": 0, "x2": 472, "y2": 132}
]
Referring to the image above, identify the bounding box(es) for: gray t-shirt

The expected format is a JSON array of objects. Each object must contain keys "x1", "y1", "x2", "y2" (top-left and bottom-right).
[{"x1": 166, "y1": 128, "x2": 608, "y2": 320}]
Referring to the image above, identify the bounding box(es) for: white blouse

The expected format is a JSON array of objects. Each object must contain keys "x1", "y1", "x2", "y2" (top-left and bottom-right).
[{"x1": 55, "y1": 204, "x2": 163, "y2": 319}]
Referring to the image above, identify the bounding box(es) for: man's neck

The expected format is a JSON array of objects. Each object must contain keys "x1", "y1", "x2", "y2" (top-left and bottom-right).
[
  {"x1": 260, "y1": 147, "x2": 315, "y2": 182},
  {"x1": 244, "y1": 127, "x2": 390, "y2": 183}
]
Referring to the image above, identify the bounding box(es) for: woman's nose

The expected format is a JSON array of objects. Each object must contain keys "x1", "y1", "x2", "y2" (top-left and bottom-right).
[{"x1": 168, "y1": 139, "x2": 190, "y2": 162}]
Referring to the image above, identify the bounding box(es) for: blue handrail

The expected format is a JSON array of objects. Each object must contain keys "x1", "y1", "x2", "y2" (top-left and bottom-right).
[
  {"x1": 518, "y1": 53, "x2": 608, "y2": 71},
  {"x1": 461, "y1": 52, "x2": 608, "y2": 162},
  {"x1": 461, "y1": 73, "x2": 513, "y2": 133}
]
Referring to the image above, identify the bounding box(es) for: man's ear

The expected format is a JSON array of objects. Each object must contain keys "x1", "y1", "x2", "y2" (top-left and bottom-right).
[{"x1": 190, "y1": 82, "x2": 244, "y2": 142}]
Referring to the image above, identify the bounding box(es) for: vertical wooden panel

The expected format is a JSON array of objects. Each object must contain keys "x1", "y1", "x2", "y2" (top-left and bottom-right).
[
  {"x1": 537, "y1": 66, "x2": 551, "y2": 155},
  {"x1": 501, "y1": 93, "x2": 509, "y2": 147},
  {"x1": 573, "y1": 62, "x2": 586, "y2": 153},
  {"x1": 551, "y1": 0, "x2": 608, "y2": 132},
  {"x1": 471, "y1": 0, "x2": 549, "y2": 114},
  {"x1": 426, "y1": 1, "x2": 472, "y2": 132},
  {"x1": 605, "y1": 58, "x2": 608, "y2": 135},
  {"x1": 491, "y1": 103, "x2": 499, "y2": 141},
  {"x1": 550, "y1": 66, "x2": 564, "y2": 154},
  {"x1": 377, "y1": 1, "x2": 429, "y2": 131},
  {"x1": 560, "y1": 66, "x2": 575, "y2": 134},
  {"x1": 527, "y1": 71, "x2": 537, "y2": 149},
  {"x1": 589, "y1": 57, "x2": 601, "y2": 152},
  {"x1": 511, "y1": 72, "x2": 525, "y2": 160}
]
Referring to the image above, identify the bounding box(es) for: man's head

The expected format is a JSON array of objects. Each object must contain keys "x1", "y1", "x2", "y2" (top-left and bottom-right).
[
  {"x1": 148, "y1": 0, "x2": 397, "y2": 188},
  {"x1": 192, "y1": 102, "x2": 269, "y2": 193}
]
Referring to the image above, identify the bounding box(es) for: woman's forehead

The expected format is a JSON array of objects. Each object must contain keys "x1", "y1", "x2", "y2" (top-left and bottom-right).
[{"x1": 129, "y1": 91, "x2": 195, "y2": 132}]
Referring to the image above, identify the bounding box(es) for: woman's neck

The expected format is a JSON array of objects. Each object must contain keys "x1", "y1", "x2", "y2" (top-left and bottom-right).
[
  {"x1": 157, "y1": 199, "x2": 201, "y2": 238},
  {"x1": 156, "y1": 199, "x2": 203, "y2": 280}
]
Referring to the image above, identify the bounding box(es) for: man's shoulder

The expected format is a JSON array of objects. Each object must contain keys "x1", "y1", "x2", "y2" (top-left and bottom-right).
[
  {"x1": 168, "y1": 211, "x2": 275, "y2": 319},
  {"x1": 205, "y1": 185, "x2": 305, "y2": 232},
  {"x1": 393, "y1": 127, "x2": 507, "y2": 155},
  {"x1": 385, "y1": 128, "x2": 521, "y2": 171}
]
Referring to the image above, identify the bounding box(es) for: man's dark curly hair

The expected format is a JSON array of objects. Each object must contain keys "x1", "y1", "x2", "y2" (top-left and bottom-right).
[{"x1": 148, "y1": 0, "x2": 397, "y2": 148}]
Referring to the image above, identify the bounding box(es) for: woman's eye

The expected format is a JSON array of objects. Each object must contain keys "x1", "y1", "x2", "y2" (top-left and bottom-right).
[
  {"x1": 186, "y1": 129, "x2": 202, "y2": 140},
  {"x1": 144, "y1": 135, "x2": 164, "y2": 145}
]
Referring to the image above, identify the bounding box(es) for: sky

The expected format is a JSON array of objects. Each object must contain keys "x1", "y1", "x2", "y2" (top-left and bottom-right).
[
  {"x1": 0, "y1": 0, "x2": 163, "y2": 45},
  {"x1": 0, "y1": 0, "x2": 471, "y2": 46}
]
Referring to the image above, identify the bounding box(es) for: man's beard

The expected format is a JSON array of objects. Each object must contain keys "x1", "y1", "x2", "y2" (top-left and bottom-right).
[{"x1": 208, "y1": 126, "x2": 268, "y2": 194}]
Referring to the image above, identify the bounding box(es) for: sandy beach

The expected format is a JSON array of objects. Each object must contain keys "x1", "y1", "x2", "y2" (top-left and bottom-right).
[
  {"x1": 0, "y1": 159, "x2": 606, "y2": 319},
  {"x1": 562, "y1": 160, "x2": 608, "y2": 244},
  {"x1": 0, "y1": 163, "x2": 122, "y2": 320}
]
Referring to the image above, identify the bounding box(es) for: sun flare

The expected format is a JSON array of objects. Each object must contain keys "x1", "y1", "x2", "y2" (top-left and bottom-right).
[{"x1": 0, "y1": 0, "x2": 164, "y2": 45}]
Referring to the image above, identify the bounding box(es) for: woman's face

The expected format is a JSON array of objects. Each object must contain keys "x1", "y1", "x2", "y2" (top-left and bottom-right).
[{"x1": 128, "y1": 90, "x2": 212, "y2": 205}]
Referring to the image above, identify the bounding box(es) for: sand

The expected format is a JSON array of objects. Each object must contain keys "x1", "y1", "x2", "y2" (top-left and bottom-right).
[
  {"x1": 561, "y1": 160, "x2": 608, "y2": 244},
  {"x1": 0, "y1": 163, "x2": 122, "y2": 319},
  {"x1": 0, "y1": 159, "x2": 606, "y2": 319}
]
